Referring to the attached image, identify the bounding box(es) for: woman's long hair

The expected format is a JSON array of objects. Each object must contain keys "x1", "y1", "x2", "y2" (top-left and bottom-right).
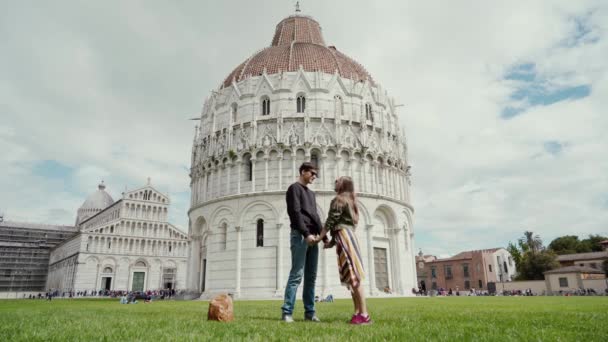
[{"x1": 334, "y1": 176, "x2": 359, "y2": 224}]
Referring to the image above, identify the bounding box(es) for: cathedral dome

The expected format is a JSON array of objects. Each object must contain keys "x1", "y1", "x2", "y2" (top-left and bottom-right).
[
  {"x1": 80, "y1": 182, "x2": 114, "y2": 210},
  {"x1": 222, "y1": 15, "x2": 374, "y2": 88}
]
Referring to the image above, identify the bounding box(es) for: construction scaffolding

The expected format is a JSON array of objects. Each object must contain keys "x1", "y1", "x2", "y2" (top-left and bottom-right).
[{"x1": 0, "y1": 222, "x2": 78, "y2": 292}]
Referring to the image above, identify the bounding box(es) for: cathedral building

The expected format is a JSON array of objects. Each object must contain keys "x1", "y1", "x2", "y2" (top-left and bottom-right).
[
  {"x1": 47, "y1": 181, "x2": 189, "y2": 292},
  {"x1": 0, "y1": 181, "x2": 189, "y2": 297},
  {"x1": 187, "y1": 11, "x2": 417, "y2": 299}
]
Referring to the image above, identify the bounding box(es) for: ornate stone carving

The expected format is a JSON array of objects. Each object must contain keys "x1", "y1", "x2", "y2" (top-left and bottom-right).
[
  {"x1": 284, "y1": 123, "x2": 303, "y2": 147},
  {"x1": 310, "y1": 122, "x2": 334, "y2": 147}
]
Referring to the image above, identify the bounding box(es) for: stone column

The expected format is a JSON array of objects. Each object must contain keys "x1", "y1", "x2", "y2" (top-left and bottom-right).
[
  {"x1": 264, "y1": 156, "x2": 269, "y2": 191},
  {"x1": 278, "y1": 154, "x2": 284, "y2": 190},
  {"x1": 202, "y1": 173, "x2": 207, "y2": 202},
  {"x1": 336, "y1": 155, "x2": 343, "y2": 178},
  {"x1": 392, "y1": 228, "x2": 405, "y2": 295},
  {"x1": 321, "y1": 154, "x2": 327, "y2": 190},
  {"x1": 365, "y1": 224, "x2": 377, "y2": 296},
  {"x1": 235, "y1": 226, "x2": 242, "y2": 297},
  {"x1": 349, "y1": 156, "x2": 356, "y2": 178},
  {"x1": 371, "y1": 161, "x2": 378, "y2": 194},
  {"x1": 226, "y1": 162, "x2": 232, "y2": 195},
  {"x1": 236, "y1": 161, "x2": 242, "y2": 194},
  {"x1": 275, "y1": 223, "x2": 284, "y2": 295},
  {"x1": 218, "y1": 166, "x2": 223, "y2": 197},
  {"x1": 291, "y1": 151, "x2": 297, "y2": 181},
  {"x1": 360, "y1": 159, "x2": 366, "y2": 193}
]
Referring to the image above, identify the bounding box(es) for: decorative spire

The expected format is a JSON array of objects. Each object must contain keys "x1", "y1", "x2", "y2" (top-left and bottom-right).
[
  {"x1": 98, "y1": 180, "x2": 106, "y2": 190},
  {"x1": 295, "y1": 1, "x2": 301, "y2": 13},
  {"x1": 147, "y1": 177, "x2": 151, "y2": 186}
]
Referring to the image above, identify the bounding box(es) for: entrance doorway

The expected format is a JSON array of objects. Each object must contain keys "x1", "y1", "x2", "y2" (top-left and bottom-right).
[
  {"x1": 374, "y1": 247, "x2": 389, "y2": 291},
  {"x1": 132, "y1": 272, "x2": 145, "y2": 291},
  {"x1": 101, "y1": 277, "x2": 112, "y2": 291}
]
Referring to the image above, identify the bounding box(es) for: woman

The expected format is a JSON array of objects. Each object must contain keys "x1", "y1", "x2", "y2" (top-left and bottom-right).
[{"x1": 316, "y1": 176, "x2": 371, "y2": 325}]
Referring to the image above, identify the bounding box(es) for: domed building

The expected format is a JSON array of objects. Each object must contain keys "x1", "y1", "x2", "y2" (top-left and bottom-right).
[
  {"x1": 187, "y1": 10, "x2": 416, "y2": 299},
  {"x1": 46, "y1": 181, "x2": 189, "y2": 293},
  {"x1": 75, "y1": 181, "x2": 114, "y2": 226}
]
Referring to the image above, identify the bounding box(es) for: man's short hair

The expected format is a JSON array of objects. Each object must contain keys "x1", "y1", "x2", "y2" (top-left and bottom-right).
[{"x1": 299, "y1": 162, "x2": 318, "y2": 175}]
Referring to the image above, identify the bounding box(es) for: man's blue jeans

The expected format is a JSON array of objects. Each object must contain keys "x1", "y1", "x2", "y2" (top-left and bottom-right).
[{"x1": 281, "y1": 230, "x2": 319, "y2": 316}]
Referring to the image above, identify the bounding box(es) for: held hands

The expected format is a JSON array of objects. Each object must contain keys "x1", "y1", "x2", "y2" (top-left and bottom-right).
[{"x1": 305, "y1": 235, "x2": 318, "y2": 246}]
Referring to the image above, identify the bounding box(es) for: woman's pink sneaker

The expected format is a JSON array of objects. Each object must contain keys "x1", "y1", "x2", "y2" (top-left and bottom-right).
[{"x1": 350, "y1": 314, "x2": 373, "y2": 325}]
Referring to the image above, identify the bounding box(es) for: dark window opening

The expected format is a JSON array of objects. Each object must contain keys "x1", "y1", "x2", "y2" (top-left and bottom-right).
[
  {"x1": 297, "y1": 95, "x2": 306, "y2": 113},
  {"x1": 261, "y1": 97, "x2": 270, "y2": 115},
  {"x1": 256, "y1": 219, "x2": 264, "y2": 247}
]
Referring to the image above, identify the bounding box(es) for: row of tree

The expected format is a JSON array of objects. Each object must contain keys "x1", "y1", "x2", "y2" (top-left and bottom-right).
[{"x1": 507, "y1": 231, "x2": 607, "y2": 280}]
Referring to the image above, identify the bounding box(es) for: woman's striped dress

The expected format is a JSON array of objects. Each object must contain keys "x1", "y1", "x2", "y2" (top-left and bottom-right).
[{"x1": 324, "y1": 194, "x2": 365, "y2": 291}]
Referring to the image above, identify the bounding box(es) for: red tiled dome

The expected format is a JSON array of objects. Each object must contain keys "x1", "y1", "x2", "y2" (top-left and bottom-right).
[{"x1": 222, "y1": 15, "x2": 374, "y2": 88}]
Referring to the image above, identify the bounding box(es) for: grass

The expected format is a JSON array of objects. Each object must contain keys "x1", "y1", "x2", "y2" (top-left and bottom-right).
[{"x1": 0, "y1": 297, "x2": 607, "y2": 341}]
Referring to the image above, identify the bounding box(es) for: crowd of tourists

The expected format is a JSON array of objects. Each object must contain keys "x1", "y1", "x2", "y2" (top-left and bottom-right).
[{"x1": 24, "y1": 288, "x2": 179, "y2": 300}]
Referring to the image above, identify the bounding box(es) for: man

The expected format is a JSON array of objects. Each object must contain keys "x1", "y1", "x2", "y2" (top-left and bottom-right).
[{"x1": 281, "y1": 162, "x2": 325, "y2": 323}]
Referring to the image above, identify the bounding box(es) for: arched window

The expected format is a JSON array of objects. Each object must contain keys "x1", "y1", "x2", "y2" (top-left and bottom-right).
[
  {"x1": 256, "y1": 219, "x2": 264, "y2": 247},
  {"x1": 311, "y1": 153, "x2": 319, "y2": 169},
  {"x1": 334, "y1": 95, "x2": 343, "y2": 117},
  {"x1": 365, "y1": 103, "x2": 373, "y2": 122},
  {"x1": 243, "y1": 155, "x2": 253, "y2": 181},
  {"x1": 231, "y1": 103, "x2": 238, "y2": 123},
  {"x1": 261, "y1": 97, "x2": 270, "y2": 115},
  {"x1": 297, "y1": 95, "x2": 306, "y2": 113},
  {"x1": 221, "y1": 223, "x2": 228, "y2": 250}
]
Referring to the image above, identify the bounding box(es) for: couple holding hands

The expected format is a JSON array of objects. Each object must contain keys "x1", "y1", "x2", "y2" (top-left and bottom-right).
[{"x1": 281, "y1": 162, "x2": 371, "y2": 325}]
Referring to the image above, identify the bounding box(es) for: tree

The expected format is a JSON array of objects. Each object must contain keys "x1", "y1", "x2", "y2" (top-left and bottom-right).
[
  {"x1": 516, "y1": 250, "x2": 560, "y2": 280},
  {"x1": 508, "y1": 231, "x2": 559, "y2": 280},
  {"x1": 548, "y1": 235, "x2": 587, "y2": 255},
  {"x1": 581, "y1": 234, "x2": 608, "y2": 252},
  {"x1": 507, "y1": 242, "x2": 522, "y2": 271},
  {"x1": 520, "y1": 231, "x2": 542, "y2": 254},
  {"x1": 548, "y1": 234, "x2": 607, "y2": 254}
]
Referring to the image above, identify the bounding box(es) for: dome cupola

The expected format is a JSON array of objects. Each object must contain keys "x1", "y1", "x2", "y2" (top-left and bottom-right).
[
  {"x1": 222, "y1": 14, "x2": 374, "y2": 88},
  {"x1": 75, "y1": 181, "x2": 114, "y2": 226}
]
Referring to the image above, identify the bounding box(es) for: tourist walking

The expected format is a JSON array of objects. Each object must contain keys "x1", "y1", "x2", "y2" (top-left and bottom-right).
[
  {"x1": 316, "y1": 176, "x2": 372, "y2": 325},
  {"x1": 281, "y1": 162, "x2": 324, "y2": 323}
]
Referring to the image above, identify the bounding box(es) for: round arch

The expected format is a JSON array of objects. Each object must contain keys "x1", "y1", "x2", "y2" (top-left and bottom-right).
[
  {"x1": 374, "y1": 204, "x2": 398, "y2": 228},
  {"x1": 237, "y1": 200, "x2": 279, "y2": 227}
]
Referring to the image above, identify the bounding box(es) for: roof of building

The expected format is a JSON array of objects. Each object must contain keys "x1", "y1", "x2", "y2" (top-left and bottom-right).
[
  {"x1": 431, "y1": 248, "x2": 504, "y2": 262},
  {"x1": 416, "y1": 254, "x2": 437, "y2": 263},
  {"x1": 80, "y1": 182, "x2": 114, "y2": 211},
  {"x1": 222, "y1": 14, "x2": 374, "y2": 88},
  {"x1": 0, "y1": 221, "x2": 77, "y2": 232},
  {"x1": 557, "y1": 251, "x2": 608, "y2": 262},
  {"x1": 544, "y1": 265, "x2": 605, "y2": 274}
]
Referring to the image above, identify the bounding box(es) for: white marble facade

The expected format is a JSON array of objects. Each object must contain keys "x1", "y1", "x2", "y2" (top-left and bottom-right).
[
  {"x1": 187, "y1": 19, "x2": 417, "y2": 299},
  {"x1": 47, "y1": 182, "x2": 188, "y2": 292}
]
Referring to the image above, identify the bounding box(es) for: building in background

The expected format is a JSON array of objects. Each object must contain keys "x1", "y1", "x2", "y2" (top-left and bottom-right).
[
  {"x1": 47, "y1": 181, "x2": 188, "y2": 293},
  {"x1": 0, "y1": 181, "x2": 189, "y2": 297},
  {"x1": 187, "y1": 9, "x2": 416, "y2": 299},
  {"x1": 416, "y1": 248, "x2": 516, "y2": 293},
  {"x1": 0, "y1": 222, "x2": 77, "y2": 293}
]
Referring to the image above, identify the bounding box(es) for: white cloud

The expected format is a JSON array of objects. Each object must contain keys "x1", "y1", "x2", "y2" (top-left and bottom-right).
[{"x1": 0, "y1": 0, "x2": 606, "y2": 250}]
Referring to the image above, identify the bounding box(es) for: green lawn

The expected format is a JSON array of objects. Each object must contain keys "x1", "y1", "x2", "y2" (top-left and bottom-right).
[{"x1": 0, "y1": 297, "x2": 606, "y2": 341}]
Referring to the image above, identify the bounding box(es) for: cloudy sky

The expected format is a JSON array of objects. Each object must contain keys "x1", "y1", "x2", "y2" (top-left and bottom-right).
[{"x1": 1, "y1": 0, "x2": 606, "y2": 256}]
